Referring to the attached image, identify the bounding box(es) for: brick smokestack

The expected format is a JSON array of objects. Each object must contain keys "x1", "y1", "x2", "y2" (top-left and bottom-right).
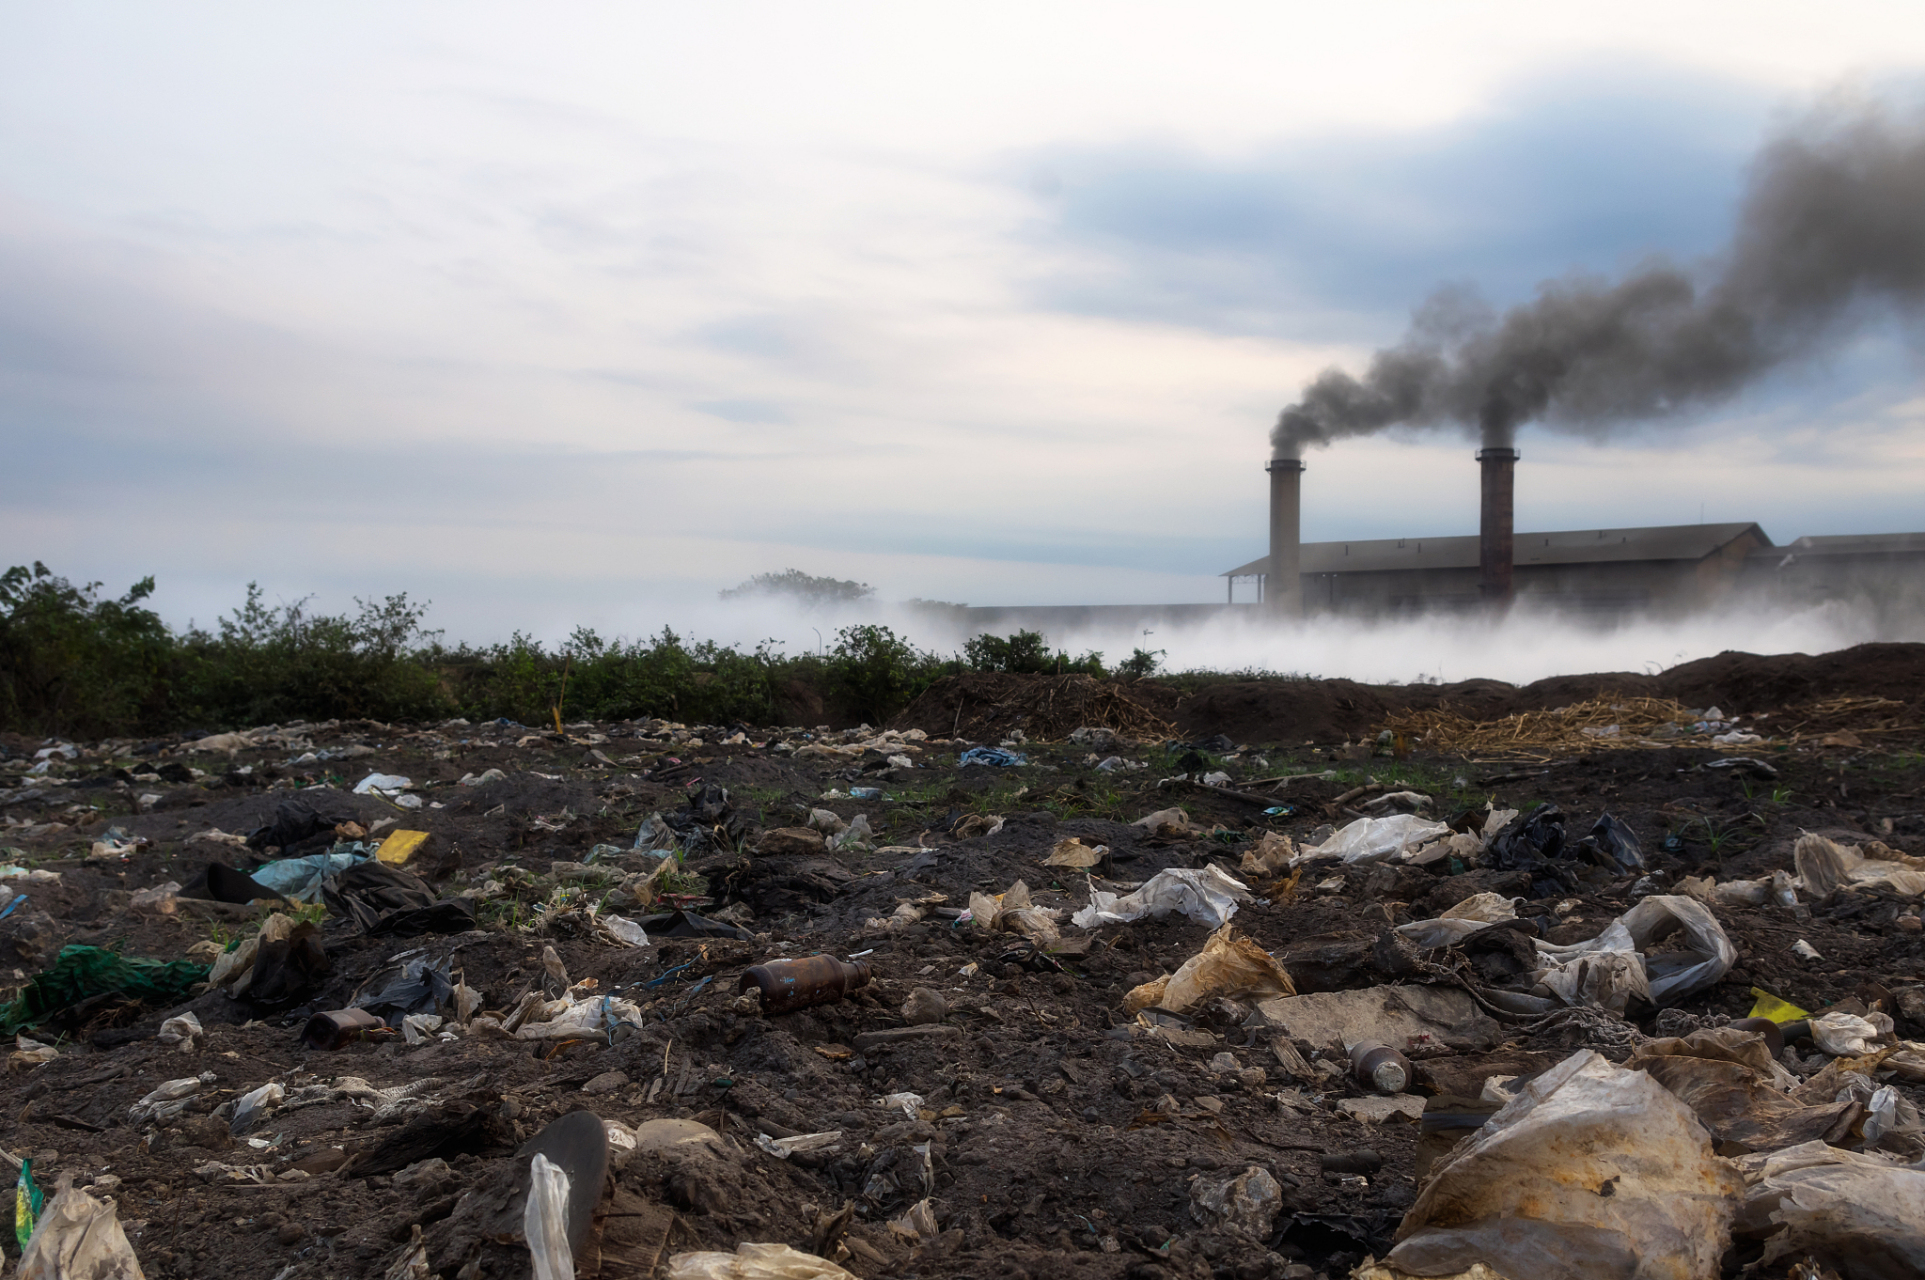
[
  {"x1": 1267, "y1": 457, "x2": 1304, "y2": 616},
  {"x1": 1477, "y1": 446, "x2": 1517, "y2": 604}
]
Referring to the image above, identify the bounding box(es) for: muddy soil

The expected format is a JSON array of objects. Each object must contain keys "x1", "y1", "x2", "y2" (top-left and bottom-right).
[{"x1": 0, "y1": 643, "x2": 1921, "y2": 1279}]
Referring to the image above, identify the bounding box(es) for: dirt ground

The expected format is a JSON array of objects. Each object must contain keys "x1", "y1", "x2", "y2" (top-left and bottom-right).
[{"x1": 1, "y1": 641, "x2": 1922, "y2": 1279}]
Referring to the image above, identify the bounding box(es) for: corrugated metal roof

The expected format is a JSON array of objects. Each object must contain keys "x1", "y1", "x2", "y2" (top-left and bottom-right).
[
  {"x1": 1222, "y1": 522, "x2": 1768, "y2": 577},
  {"x1": 1750, "y1": 532, "x2": 1925, "y2": 560}
]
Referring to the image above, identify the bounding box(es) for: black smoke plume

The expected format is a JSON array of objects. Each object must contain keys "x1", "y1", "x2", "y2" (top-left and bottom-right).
[{"x1": 1273, "y1": 101, "x2": 1925, "y2": 455}]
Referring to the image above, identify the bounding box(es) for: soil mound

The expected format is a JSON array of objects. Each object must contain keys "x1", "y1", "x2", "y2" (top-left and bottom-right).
[{"x1": 892, "y1": 643, "x2": 1925, "y2": 745}]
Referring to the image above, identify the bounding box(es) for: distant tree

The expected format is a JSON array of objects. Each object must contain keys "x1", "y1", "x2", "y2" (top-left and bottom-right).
[{"x1": 720, "y1": 569, "x2": 874, "y2": 608}]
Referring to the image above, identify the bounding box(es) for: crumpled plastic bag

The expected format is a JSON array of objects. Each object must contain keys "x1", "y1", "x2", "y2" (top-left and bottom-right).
[
  {"x1": 1124, "y1": 925, "x2": 1296, "y2": 1014},
  {"x1": 1795, "y1": 834, "x2": 1925, "y2": 898},
  {"x1": 1304, "y1": 813, "x2": 1451, "y2": 864},
  {"x1": 1810, "y1": 1011, "x2": 1895, "y2": 1057},
  {"x1": 665, "y1": 1242, "x2": 857, "y2": 1279},
  {"x1": 247, "y1": 846, "x2": 369, "y2": 902},
  {"x1": 1373, "y1": 1049, "x2": 1742, "y2": 1280},
  {"x1": 17, "y1": 1175, "x2": 145, "y2": 1280},
  {"x1": 1043, "y1": 838, "x2": 1106, "y2": 868},
  {"x1": 1531, "y1": 894, "x2": 1735, "y2": 1012},
  {"x1": 1132, "y1": 807, "x2": 1199, "y2": 838},
  {"x1": 828, "y1": 814, "x2": 874, "y2": 852},
  {"x1": 525, "y1": 1152, "x2": 572, "y2": 1280},
  {"x1": 1071, "y1": 865, "x2": 1251, "y2": 929},
  {"x1": 157, "y1": 1012, "x2": 202, "y2": 1052},
  {"x1": 353, "y1": 771, "x2": 413, "y2": 798},
  {"x1": 1733, "y1": 1140, "x2": 1925, "y2": 1279},
  {"x1": 965, "y1": 880, "x2": 1061, "y2": 944}
]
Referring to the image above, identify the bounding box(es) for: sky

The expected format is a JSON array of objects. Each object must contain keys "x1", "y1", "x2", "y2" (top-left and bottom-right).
[{"x1": 4, "y1": 2, "x2": 1925, "y2": 667}]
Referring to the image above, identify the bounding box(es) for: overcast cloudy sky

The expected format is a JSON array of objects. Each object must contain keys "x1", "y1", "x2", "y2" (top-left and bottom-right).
[{"x1": 3, "y1": 3, "x2": 1925, "y2": 648}]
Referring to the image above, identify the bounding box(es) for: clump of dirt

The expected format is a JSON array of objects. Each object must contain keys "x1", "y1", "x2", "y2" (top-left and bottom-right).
[{"x1": 894, "y1": 673, "x2": 1178, "y2": 741}]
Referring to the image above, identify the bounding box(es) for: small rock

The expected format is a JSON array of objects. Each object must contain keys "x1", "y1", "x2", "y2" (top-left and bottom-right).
[
  {"x1": 583, "y1": 1070, "x2": 629, "y2": 1096},
  {"x1": 1897, "y1": 915, "x2": 1922, "y2": 935},
  {"x1": 1208, "y1": 1052, "x2": 1240, "y2": 1073},
  {"x1": 1236, "y1": 1067, "x2": 1268, "y2": 1089},
  {"x1": 901, "y1": 988, "x2": 947, "y2": 1025},
  {"x1": 276, "y1": 1223, "x2": 305, "y2": 1247}
]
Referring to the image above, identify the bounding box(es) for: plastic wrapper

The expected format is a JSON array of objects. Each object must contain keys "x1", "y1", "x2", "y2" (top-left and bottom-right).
[
  {"x1": 1733, "y1": 1140, "x2": 1925, "y2": 1279},
  {"x1": 1303, "y1": 813, "x2": 1450, "y2": 864},
  {"x1": 1124, "y1": 925, "x2": 1295, "y2": 1014},
  {"x1": 1189, "y1": 1166, "x2": 1283, "y2": 1239},
  {"x1": 1071, "y1": 866, "x2": 1250, "y2": 929},
  {"x1": 965, "y1": 880, "x2": 1062, "y2": 943},
  {"x1": 17, "y1": 1176, "x2": 144, "y2": 1280},
  {"x1": 524, "y1": 1153, "x2": 572, "y2": 1280},
  {"x1": 666, "y1": 1242, "x2": 858, "y2": 1279},
  {"x1": 1809, "y1": 1010, "x2": 1895, "y2": 1057},
  {"x1": 1794, "y1": 834, "x2": 1925, "y2": 898},
  {"x1": 1375, "y1": 1049, "x2": 1742, "y2": 1280}
]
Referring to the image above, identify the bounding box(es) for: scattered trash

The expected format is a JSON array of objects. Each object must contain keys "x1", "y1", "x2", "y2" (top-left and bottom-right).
[
  {"x1": 1794, "y1": 833, "x2": 1925, "y2": 898},
  {"x1": 1350, "y1": 1041, "x2": 1414, "y2": 1094},
  {"x1": 353, "y1": 771, "x2": 413, "y2": 799},
  {"x1": 738, "y1": 956, "x2": 873, "y2": 1015},
  {"x1": 16, "y1": 1173, "x2": 144, "y2": 1280},
  {"x1": 1189, "y1": 1166, "x2": 1283, "y2": 1240},
  {"x1": 302, "y1": 1007, "x2": 390, "y2": 1050},
  {"x1": 1123, "y1": 925, "x2": 1295, "y2": 1014},
  {"x1": 375, "y1": 829, "x2": 429, "y2": 866},
  {"x1": 665, "y1": 1241, "x2": 857, "y2": 1279},
  {"x1": 1364, "y1": 1049, "x2": 1743, "y2": 1280},
  {"x1": 1732, "y1": 1140, "x2": 1925, "y2": 1277},
  {"x1": 15, "y1": 1157, "x2": 42, "y2": 1252},
  {"x1": 1042, "y1": 837, "x2": 1106, "y2": 868},
  {"x1": 1071, "y1": 866, "x2": 1250, "y2": 929},
  {"x1": 966, "y1": 880, "x2": 1064, "y2": 943},
  {"x1": 0, "y1": 945, "x2": 210, "y2": 1036},
  {"x1": 157, "y1": 1011, "x2": 203, "y2": 1052},
  {"x1": 525, "y1": 1152, "x2": 573, "y2": 1280},
  {"x1": 1131, "y1": 807, "x2": 1199, "y2": 839},
  {"x1": 959, "y1": 747, "x2": 1026, "y2": 768},
  {"x1": 1302, "y1": 813, "x2": 1452, "y2": 864}
]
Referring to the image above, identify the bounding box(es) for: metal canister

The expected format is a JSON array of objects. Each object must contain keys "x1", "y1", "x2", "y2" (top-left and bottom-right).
[
  {"x1": 1349, "y1": 1041, "x2": 1413, "y2": 1095},
  {"x1": 300, "y1": 1007, "x2": 389, "y2": 1050},
  {"x1": 738, "y1": 956, "x2": 872, "y2": 1015},
  {"x1": 1726, "y1": 1016, "x2": 1786, "y2": 1057}
]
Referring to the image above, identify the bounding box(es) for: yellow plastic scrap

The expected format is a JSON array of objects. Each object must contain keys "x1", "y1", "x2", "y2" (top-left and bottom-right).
[
  {"x1": 1747, "y1": 987, "x2": 1811, "y2": 1024},
  {"x1": 375, "y1": 830, "x2": 429, "y2": 866}
]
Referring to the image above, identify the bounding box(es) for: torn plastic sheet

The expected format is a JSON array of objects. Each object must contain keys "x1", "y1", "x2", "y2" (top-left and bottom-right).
[
  {"x1": 1124, "y1": 924, "x2": 1295, "y2": 1014},
  {"x1": 1795, "y1": 834, "x2": 1925, "y2": 898},
  {"x1": 1374, "y1": 1049, "x2": 1742, "y2": 1280},
  {"x1": 1733, "y1": 1140, "x2": 1925, "y2": 1278},
  {"x1": 1071, "y1": 865, "x2": 1251, "y2": 929}
]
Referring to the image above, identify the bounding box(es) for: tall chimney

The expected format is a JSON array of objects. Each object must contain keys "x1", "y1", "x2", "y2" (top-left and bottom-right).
[
  {"x1": 1477, "y1": 446, "x2": 1517, "y2": 604},
  {"x1": 1267, "y1": 457, "x2": 1304, "y2": 617}
]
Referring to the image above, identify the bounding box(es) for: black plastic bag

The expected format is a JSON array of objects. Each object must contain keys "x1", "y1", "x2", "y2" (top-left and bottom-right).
[{"x1": 1576, "y1": 812, "x2": 1645, "y2": 875}]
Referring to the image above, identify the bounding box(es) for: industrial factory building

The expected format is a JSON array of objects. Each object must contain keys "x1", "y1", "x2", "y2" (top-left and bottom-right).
[{"x1": 1227, "y1": 450, "x2": 1925, "y2": 617}]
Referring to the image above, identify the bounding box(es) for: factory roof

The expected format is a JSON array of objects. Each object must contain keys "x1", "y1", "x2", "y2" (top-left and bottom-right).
[
  {"x1": 1221, "y1": 522, "x2": 1768, "y2": 577},
  {"x1": 1749, "y1": 532, "x2": 1925, "y2": 562}
]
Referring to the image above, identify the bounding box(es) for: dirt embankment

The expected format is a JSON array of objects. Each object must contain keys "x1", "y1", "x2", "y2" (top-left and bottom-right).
[{"x1": 895, "y1": 643, "x2": 1925, "y2": 745}]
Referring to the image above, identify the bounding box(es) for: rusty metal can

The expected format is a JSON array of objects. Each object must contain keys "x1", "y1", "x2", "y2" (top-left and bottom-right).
[
  {"x1": 738, "y1": 956, "x2": 872, "y2": 1015},
  {"x1": 1349, "y1": 1041, "x2": 1413, "y2": 1095},
  {"x1": 300, "y1": 1007, "x2": 389, "y2": 1050}
]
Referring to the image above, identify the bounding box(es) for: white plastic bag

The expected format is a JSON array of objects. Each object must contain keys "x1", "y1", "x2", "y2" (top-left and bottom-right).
[
  {"x1": 524, "y1": 1152, "x2": 572, "y2": 1280},
  {"x1": 1376, "y1": 1049, "x2": 1742, "y2": 1280},
  {"x1": 1531, "y1": 895, "x2": 1735, "y2": 1011},
  {"x1": 156, "y1": 1012, "x2": 202, "y2": 1051},
  {"x1": 1071, "y1": 865, "x2": 1250, "y2": 929},
  {"x1": 1305, "y1": 813, "x2": 1451, "y2": 864}
]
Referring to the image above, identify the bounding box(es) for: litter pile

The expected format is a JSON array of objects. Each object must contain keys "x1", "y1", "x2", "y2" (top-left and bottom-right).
[{"x1": 0, "y1": 644, "x2": 1922, "y2": 1278}]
